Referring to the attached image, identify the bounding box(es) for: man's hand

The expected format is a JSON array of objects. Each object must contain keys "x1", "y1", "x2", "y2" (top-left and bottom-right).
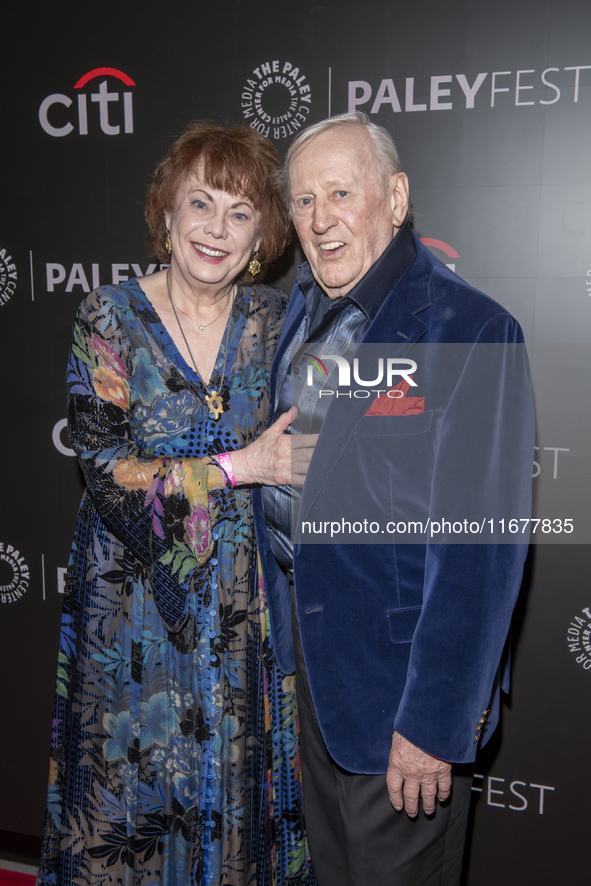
[{"x1": 386, "y1": 732, "x2": 452, "y2": 818}]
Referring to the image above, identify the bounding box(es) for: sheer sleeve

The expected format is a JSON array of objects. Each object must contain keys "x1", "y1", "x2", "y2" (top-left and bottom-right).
[{"x1": 66, "y1": 286, "x2": 235, "y2": 630}]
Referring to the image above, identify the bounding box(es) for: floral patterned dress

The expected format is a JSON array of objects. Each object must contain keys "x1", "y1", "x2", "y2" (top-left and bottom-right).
[{"x1": 38, "y1": 279, "x2": 315, "y2": 886}]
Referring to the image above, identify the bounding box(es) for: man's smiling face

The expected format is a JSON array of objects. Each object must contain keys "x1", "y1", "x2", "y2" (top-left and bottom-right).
[{"x1": 289, "y1": 124, "x2": 409, "y2": 299}]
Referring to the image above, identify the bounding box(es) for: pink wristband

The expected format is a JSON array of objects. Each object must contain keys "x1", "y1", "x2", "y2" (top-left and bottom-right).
[{"x1": 216, "y1": 452, "x2": 236, "y2": 487}]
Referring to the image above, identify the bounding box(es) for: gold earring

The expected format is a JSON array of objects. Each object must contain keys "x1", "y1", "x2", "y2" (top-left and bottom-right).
[
  {"x1": 248, "y1": 256, "x2": 261, "y2": 277},
  {"x1": 165, "y1": 229, "x2": 172, "y2": 255}
]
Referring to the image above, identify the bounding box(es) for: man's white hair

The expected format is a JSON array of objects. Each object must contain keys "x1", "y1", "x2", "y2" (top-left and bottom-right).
[
  {"x1": 281, "y1": 111, "x2": 405, "y2": 207},
  {"x1": 283, "y1": 111, "x2": 402, "y2": 196}
]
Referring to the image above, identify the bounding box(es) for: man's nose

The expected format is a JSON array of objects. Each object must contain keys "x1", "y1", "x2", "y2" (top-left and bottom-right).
[{"x1": 312, "y1": 199, "x2": 336, "y2": 233}]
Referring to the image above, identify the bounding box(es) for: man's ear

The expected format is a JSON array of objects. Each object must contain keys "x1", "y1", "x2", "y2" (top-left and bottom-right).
[{"x1": 389, "y1": 173, "x2": 410, "y2": 229}]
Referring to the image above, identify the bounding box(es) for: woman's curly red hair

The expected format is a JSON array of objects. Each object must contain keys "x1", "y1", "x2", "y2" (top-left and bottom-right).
[{"x1": 145, "y1": 121, "x2": 291, "y2": 284}]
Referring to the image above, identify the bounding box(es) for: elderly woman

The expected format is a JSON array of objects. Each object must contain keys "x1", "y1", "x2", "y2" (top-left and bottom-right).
[{"x1": 39, "y1": 123, "x2": 316, "y2": 886}]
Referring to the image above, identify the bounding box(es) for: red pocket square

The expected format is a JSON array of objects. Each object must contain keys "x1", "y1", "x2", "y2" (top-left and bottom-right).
[{"x1": 365, "y1": 379, "x2": 425, "y2": 416}]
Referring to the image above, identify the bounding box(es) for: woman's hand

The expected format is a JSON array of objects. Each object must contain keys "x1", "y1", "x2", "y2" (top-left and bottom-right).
[{"x1": 230, "y1": 408, "x2": 318, "y2": 487}]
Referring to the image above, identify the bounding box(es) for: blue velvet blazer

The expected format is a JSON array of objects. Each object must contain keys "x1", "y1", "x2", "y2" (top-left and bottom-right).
[{"x1": 252, "y1": 233, "x2": 535, "y2": 772}]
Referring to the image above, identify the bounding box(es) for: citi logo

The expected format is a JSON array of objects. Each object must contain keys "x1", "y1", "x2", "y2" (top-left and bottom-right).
[{"x1": 39, "y1": 67, "x2": 136, "y2": 137}]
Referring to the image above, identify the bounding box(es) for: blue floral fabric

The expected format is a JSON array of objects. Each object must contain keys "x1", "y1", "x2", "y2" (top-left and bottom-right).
[{"x1": 38, "y1": 280, "x2": 315, "y2": 886}]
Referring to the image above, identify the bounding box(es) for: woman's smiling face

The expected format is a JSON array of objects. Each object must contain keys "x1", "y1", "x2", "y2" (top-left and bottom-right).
[{"x1": 166, "y1": 167, "x2": 261, "y2": 294}]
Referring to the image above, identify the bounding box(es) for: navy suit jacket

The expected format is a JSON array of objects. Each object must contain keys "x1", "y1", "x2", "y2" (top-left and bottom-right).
[{"x1": 252, "y1": 232, "x2": 534, "y2": 772}]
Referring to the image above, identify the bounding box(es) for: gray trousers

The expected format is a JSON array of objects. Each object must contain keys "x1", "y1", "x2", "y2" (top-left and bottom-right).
[{"x1": 291, "y1": 587, "x2": 474, "y2": 886}]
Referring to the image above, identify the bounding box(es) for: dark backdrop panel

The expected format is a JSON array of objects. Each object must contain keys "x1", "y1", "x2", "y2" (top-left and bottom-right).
[{"x1": 1, "y1": 2, "x2": 589, "y2": 882}]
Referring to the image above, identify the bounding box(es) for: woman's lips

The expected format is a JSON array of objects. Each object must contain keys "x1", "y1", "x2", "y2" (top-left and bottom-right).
[{"x1": 191, "y1": 241, "x2": 230, "y2": 263}]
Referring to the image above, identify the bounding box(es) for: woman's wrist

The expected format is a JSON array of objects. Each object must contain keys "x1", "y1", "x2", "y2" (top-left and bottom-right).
[
  {"x1": 226, "y1": 446, "x2": 259, "y2": 486},
  {"x1": 215, "y1": 452, "x2": 236, "y2": 487}
]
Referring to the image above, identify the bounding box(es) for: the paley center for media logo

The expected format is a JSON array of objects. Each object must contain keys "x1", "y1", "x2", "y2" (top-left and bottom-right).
[
  {"x1": 39, "y1": 66, "x2": 136, "y2": 137},
  {"x1": 0, "y1": 247, "x2": 17, "y2": 307},
  {"x1": 241, "y1": 59, "x2": 312, "y2": 140},
  {"x1": 567, "y1": 607, "x2": 591, "y2": 673},
  {"x1": 0, "y1": 542, "x2": 30, "y2": 604}
]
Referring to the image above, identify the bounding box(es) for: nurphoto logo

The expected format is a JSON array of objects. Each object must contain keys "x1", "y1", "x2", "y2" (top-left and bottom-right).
[{"x1": 304, "y1": 353, "x2": 418, "y2": 399}]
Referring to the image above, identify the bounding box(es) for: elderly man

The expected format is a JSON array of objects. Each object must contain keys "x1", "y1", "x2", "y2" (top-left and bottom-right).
[{"x1": 252, "y1": 113, "x2": 534, "y2": 885}]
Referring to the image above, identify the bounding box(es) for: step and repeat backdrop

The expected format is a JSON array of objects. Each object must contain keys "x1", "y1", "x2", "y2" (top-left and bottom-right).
[{"x1": 1, "y1": 1, "x2": 590, "y2": 882}]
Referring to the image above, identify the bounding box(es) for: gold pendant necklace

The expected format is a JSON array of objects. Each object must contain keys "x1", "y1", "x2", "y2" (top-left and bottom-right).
[
  {"x1": 166, "y1": 271, "x2": 233, "y2": 420},
  {"x1": 203, "y1": 390, "x2": 224, "y2": 419},
  {"x1": 172, "y1": 293, "x2": 231, "y2": 331}
]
